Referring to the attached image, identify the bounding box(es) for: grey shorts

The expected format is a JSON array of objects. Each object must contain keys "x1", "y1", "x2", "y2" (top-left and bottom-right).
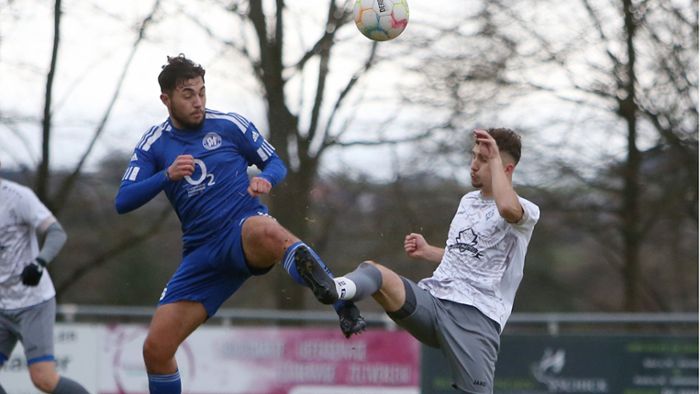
[
  {"x1": 0, "y1": 298, "x2": 56, "y2": 366},
  {"x1": 389, "y1": 278, "x2": 500, "y2": 393}
]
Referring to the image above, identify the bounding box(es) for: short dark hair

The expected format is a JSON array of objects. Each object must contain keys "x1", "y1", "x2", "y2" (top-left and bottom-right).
[
  {"x1": 487, "y1": 128, "x2": 521, "y2": 164},
  {"x1": 158, "y1": 54, "x2": 206, "y2": 93}
]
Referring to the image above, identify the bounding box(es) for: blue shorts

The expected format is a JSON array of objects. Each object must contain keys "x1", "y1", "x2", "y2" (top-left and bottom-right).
[{"x1": 159, "y1": 210, "x2": 271, "y2": 317}]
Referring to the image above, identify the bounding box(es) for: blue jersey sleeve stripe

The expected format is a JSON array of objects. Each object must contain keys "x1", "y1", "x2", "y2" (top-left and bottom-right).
[
  {"x1": 230, "y1": 112, "x2": 251, "y2": 128},
  {"x1": 206, "y1": 111, "x2": 249, "y2": 133},
  {"x1": 128, "y1": 167, "x2": 141, "y2": 181},
  {"x1": 256, "y1": 147, "x2": 270, "y2": 161},
  {"x1": 141, "y1": 126, "x2": 164, "y2": 152},
  {"x1": 261, "y1": 141, "x2": 275, "y2": 157},
  {"x1": 136, "y1": 122, "x2": 168, "y2": 151},
  {"x1": 136, "y1": 126, "x2": 158, "y2": 149}
]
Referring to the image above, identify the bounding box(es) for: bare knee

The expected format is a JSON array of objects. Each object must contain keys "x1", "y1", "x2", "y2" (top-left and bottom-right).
[
  {"x1": 143, "y1": 334, "x2": 177, "y2": 370},
  {"x1": 244, "y1": 217, "x2": 298, "y2": 264},
  {"x1": 28, "y1": 364, "x2": 59, "y2": 393},
  {"x1": 262, "y1": 223, "x2": 296, "y2": 251}
]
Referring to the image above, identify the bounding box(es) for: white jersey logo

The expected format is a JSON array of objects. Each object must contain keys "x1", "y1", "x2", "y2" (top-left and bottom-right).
[
  {"x1": 184, "y1": 159, "x2": 216, "y2": 197},
  {"x1": 185, "y1": 160, "x2": 215, "y2": 186},
  {"x1": 202, "y1": 132, "x2": 222, "y2": 150}
]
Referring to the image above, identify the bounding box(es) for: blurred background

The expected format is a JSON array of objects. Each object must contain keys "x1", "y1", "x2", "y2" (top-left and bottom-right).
[{"x1": 0, "y1": 0, "x2": 697, "y2": 392}]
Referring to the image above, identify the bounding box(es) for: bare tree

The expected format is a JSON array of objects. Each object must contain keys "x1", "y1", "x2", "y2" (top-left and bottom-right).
[
  {"x1": 488, "y1": 0, "x2": 697, "y2": 311},
  {"x1": 0, "y1": 0, "x2": 166, "y2": 297},
  {"x1": 179, "y1": 0, "x2": 471, "y2": 309},
  {"x1": 36, "y1": 0, "x2": 62, "y2": 202}
]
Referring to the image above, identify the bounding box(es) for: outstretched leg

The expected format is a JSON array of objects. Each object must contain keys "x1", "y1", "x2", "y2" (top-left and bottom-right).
[
  {"x1": 242, "y1": 215, "x2": 366, "y2": 337},
  {"x1": 296, "y1": 259, "x2": 408, "y2": 313},
  {"x1": 292, "y1": 245, "x2": 339, "y2": 304},
  {"x1": 291, "y1": 245, "x2": 367, "y2": 337}
]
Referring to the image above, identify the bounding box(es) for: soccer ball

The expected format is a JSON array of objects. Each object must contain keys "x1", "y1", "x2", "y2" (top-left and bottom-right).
[{"x1": 353, "y1": 0, "x2": 409, "y2": 41}]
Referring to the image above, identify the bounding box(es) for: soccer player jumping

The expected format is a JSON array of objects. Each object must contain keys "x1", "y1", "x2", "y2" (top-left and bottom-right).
[
  {"x1": 296, "y1": 128, "x2": 540, "y2": 393},
  {"x1": 115, "y1": 54, "x2": 366, "y2": 394}
]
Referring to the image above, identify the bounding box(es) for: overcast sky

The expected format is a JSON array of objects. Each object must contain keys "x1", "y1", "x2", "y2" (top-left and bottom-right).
[
  {"x1": 1, "y1": 0, "x2": 472, "y2": 181},
  {"x1": 1, "y1": 0, "x2": 676, "y2": 187}
]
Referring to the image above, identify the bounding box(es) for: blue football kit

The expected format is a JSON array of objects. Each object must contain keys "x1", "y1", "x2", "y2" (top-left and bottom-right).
[{"x1": 115, "y1": 109, "x2": 287, "y2": 316}]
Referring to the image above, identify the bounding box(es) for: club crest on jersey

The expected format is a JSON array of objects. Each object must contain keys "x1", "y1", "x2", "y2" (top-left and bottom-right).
[
  {"x1": 202, "y1": 132, "x2": 222, "y2": 150},
  {"x1": 449, "y1": 228, "x2": 484, "y2": 259}
]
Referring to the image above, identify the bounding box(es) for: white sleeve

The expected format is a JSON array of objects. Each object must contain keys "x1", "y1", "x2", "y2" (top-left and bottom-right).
[
  {"x1": 513, "y1": 197, "x2": 540, "y2": 232},
  {"x1": 18, "y1": 187, "x2": 55, "y2": 230}
]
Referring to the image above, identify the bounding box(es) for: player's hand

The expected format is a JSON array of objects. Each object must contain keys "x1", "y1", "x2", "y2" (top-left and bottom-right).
[
  {"x1": 166, "y1": 155, "x2": 195, "y2": 181},
  {"x1": 21, "y1": 259, "x2": 46, "y2": 286},
  {"x1": 247, "y1": 177, "x2": 272, "y2": 197},
  {"x1": 474, "y1": 129, "x2": 500, "y2": 163},
  {"x1": 404, "y1": 233, "x2": 429, "y2": 259}
]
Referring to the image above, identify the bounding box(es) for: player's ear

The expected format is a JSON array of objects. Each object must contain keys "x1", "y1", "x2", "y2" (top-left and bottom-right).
[
  {"x1": 160, "y1": 92, "x2": 170, "y2": 107},
  {"x1": 501, "y1": 153, "x2": 516, "y2": 175}
]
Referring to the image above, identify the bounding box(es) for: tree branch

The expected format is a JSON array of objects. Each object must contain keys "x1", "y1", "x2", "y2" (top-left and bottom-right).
[
  {"x1": 55, "y1": 206, "x2": 173, "y2": 296},
  {"x1": 37, "y1": 0, "x2": 62, "y2": 202},
  {"x1": 51, "y1": 0, "x2": 161, "y2": 214},
  {"x1": 319, "y1": 42, "x2": 378, "y2": 155}
]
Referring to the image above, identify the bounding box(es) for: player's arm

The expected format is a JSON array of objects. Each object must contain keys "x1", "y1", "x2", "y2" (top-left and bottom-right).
[
  {"x1": 115, "y1": 154, "x2": 195, "y2": 214},
  {"x1": 234, "y1": 120, "x2": 287, "y2": 196},
  {"x1": 248, "y1": 156, "x2": 286, "y2": 196},
  {"x1": 19, "y1": 194, "x2": 67, "y2": 286},
  {"x1": 404, "y1": 233, "x2": 444, "y2": 264},
  {"x1": 474, "y1": 129, "x2": 523, "y2": 223},
  {"x1": 36, "y1": 218, "x2": 68, "y2": 265}
]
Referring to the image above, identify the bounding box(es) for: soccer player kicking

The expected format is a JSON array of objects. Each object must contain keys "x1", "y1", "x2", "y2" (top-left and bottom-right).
[
  {"x1": 115, "y1": 54, "x2": 365, "y2": 394},
  {"x1": 296, "y1": 128, "x2": 540, "y2": 393}
]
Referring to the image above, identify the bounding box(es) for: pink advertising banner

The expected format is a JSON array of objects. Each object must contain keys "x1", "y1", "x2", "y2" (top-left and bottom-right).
[{"x1": 101, "y1": 325, "x2": 420, "y2": 394}]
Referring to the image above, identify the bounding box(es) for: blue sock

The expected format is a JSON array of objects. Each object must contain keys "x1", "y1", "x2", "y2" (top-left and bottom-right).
[
  {"x1": 281, "y1": 241, "x2": 348, "y2": 314},
  {"x1": 148, "y1": 370, "x2": 181, "y2": 394}
]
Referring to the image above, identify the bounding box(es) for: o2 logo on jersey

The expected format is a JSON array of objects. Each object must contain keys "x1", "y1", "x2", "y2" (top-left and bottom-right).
[
  {"x1": 202, "y1": 132, "x2": 222, "y2": 150},
  {"x1": 185, "y1": 159, "x2": 215, "y2": 197}
]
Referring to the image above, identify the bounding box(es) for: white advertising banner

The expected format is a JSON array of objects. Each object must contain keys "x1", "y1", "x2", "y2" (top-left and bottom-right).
[
  {"x1": 1, "y1": 324, "x2": 101, "y2": 394},
  {"x1": 1, "y1": 324, "x2": 420, "y2": 394}
]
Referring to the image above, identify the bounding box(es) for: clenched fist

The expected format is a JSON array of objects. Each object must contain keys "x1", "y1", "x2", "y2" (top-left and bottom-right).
[
  {"x1": 166, "y1": 155, "x2": 195, "y2": 181},
  {"x1": 21, "y1": 259, "x2": 46, "y2": 286},
  {"x1": 247, "y1": 177, "x2": 272, "y2": 197}
]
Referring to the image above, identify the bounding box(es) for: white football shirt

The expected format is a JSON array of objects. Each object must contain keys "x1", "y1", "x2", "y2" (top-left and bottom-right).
[
  {"x1": 0, "y1": 179, "x2": 57, "y2": 309},
  {"x1": 418, "y1": 190, "x2": 540, "y2": 332}
]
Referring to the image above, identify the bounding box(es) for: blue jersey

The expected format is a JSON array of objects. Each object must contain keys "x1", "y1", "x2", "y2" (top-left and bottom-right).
[{"x1": 115, "y1": 109, "x2": 287, "y2": 249}]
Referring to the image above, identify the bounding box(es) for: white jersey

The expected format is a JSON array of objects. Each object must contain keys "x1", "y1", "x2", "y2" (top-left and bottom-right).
[
  {"x1": 418, "y1": 190, "x2": 539, "y2": 332},
  {"x1": 0, "y1": 179, "x2": 56, "y2": 309}
]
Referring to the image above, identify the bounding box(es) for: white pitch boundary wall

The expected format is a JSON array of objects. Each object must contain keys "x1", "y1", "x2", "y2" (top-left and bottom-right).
[{"x1": 1, "y1": 323, "x2": 420, "y2": 394}]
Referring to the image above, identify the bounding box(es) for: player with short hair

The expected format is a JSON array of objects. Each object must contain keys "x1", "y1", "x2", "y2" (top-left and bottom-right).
[
  {"x1": 0, "y1": 162, "x2": 90, "y2": 394},
  {"x1": 296, "y1": 128, "x2": 540, "y2": 393},
  {"x1": 115, "y1": 54, "x2": 366, "y2": 394}
]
